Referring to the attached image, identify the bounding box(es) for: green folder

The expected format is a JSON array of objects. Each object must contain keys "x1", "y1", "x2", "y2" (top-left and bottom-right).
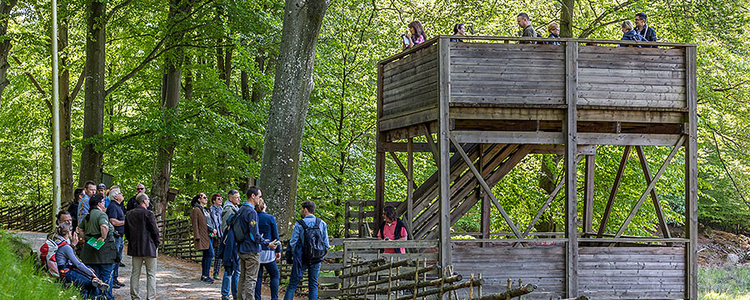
[{"x1": 87, "y1": 237, "x2": 105, "y2": 250}]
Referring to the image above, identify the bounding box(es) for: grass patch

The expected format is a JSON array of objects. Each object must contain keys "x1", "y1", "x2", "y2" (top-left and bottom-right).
[
  {"x1": 0, "y1": 230, "x2": 82, "y2": 299},
  {"x1": 699, "y1": 266, "x2": 750, "y2": 300}
]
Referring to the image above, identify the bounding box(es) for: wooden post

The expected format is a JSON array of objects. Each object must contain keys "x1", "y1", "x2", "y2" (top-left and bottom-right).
[
  {"x1": 685, "y1": 45, "x2": 698, "y2": 300},
  {"x1": 407, "y1": 138, "x2": 414, "y2": 232},
  {"x1": 563, "y1": 40, "x2": 579, "y2": 298},
  {"x1": 437, "y1": 36, "x2": 452, "y2": 269},
  {"x1": 375, "y1": 63, "x2": 385, "y2": 236},
  {"x1": 480, "y1": 144, "x2": 490, "y2": 246},
  {"x1": 583, "y1": 154, "x2": 595, "y2": 235}
]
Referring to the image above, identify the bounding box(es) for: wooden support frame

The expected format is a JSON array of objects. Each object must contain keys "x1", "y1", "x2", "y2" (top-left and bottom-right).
[
  {"x1": 612, "y1": 136, "x2": 686, "y2": 240},
  {"x1": 375, "y1": 62, "x2": 386, "y2": 235},
  {"x1": 388, "y1": 151, "x2": 419, "y2": 191},
  {"x1": 437, "y1": 36, "x2": 452, "y2": 269},
  {"x1": 597, "y1": 145, "x2": 631, "y2": 238},
  {"x1": 563, "y1": 40, "x2": 579, "y2": 298},
  {"x1": 635, "y1": 146, "x2": 671, "y2": 238},
  {"x1": 583, "y1": 154, "x2": 595, "y2": 235},
  {"x1": 450, "y1": 137, "x2": 523, "y2": 239},
  {"x1": 407, "y1": 138, "x2": 414, "y2": 232},
  {"x1": 685, "y1": 45, "x2": 698, "y2": 300}
]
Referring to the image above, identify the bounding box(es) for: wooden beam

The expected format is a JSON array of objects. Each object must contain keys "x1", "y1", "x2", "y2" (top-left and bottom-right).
[
  {"x1": 450, "y1": 136, "x2": 523, "y2": 239},
  {"x1": 521, "y1": 169, "x2": 565, "y2": 239},
  {"x1": 375, "y1": 62, "x2": 385, "y2": 237},
  {"x1": 437, "y1": 36, "x2": 452, "y2": 269},
  {"x1": 685, "y1": 45, "x2": 698, "y2": 300},
  {"x1": 407, "y1": 138, "x2": 414, "y2": 232},
  {"x1": 612, "y1": 136, "x2": 686, "y2": 240},
  {"x1": 597, "y1": 146, "x2": 631, "y2": 238},
  {"x1": 423, "y1": 123, "x2": 440, "y2": 166},
  {"x1": 583, "y1": 154, "x2": 595, "y2": 234},
  {"x1": 578, "y1": 133, "x2": 682, "y2": 146},
  {"x1": 388, "y1": 151, "x2": 419, "y2": 190},
  {"x1": 452, "y1": 130, "x2": 563, "y2": 144},
  {"x1": 480, "y1": 144, "x2": 490, "y2": 246},
  {"x1": 635, "y1": 146, "x2": 671, "y2": 239},
  {"x1": 564, "y1": 40, "x2": 579, "y2": 298},
  {"x1": 529, "y1": 144, "x2": 597, "y2": 155}
]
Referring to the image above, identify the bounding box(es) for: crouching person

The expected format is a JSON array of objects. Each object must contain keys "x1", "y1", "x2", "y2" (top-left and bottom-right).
[{"x1": 54, "y1": 223, "x2": 109, "y2": 298}]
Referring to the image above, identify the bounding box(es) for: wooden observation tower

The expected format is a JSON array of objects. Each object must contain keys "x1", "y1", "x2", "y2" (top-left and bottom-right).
[{"x1": 373, "y1": 36, "x2": 698, "y2": 300}]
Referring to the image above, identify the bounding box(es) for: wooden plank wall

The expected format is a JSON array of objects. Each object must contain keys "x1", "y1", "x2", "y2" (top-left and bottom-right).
[
  {"x1": 449, "y1": 43, "x2": 566, "y2": 105},
  {"x1": 381, "y1": 45, "x2": 439, "y2": 121},
  {"x1": 579, "y1": 247, "x2": 686, "y2": 299},
  {"x1": 452, "y1": 246, "x2": 565, "y2": 299},
  {"x1": 577, "y1": 46, "x2": 687, "y2": 109}
]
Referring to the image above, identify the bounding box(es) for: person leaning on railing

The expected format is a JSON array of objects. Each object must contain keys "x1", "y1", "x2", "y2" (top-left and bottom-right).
[
  {"x1": 545, "y1": 23, "x2": 561, "y2": 45},
  {"x1": 377, "y1": 206, "x2": 408, "y2": 254},
  {"x1": 619, "y1": 20, "x2": 648, "y2": 47},
  {"x1": 402, "y1": 21, "x2": 427, "y2": 50}
]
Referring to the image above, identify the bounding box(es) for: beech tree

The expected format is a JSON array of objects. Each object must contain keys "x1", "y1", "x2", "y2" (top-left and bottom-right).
[{"x1": 259, "y1": 0, "x2": 330, "y2": 236}]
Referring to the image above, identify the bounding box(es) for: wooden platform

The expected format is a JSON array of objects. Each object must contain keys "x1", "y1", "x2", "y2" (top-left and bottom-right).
[
  {"x1": 373, "y1": 36, "x2": 699, "y2": 300},
  {"x1": 378, "y1": 37, "x2": 692, "y2": 147}
]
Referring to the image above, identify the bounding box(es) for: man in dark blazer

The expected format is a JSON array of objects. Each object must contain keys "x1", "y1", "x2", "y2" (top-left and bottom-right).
[{"x1": 125, "y1": 193, "x2": 161, "y2": 300}]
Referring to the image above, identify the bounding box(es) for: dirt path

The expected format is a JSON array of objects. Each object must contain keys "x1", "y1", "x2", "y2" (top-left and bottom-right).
[{"x1": 10, "y1": 230, "x2": 278, "y2": 300}]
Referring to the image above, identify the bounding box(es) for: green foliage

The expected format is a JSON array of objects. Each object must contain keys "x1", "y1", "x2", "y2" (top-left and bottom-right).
[
  {"x1": 0, "y1": 0, "x2": 749, "y2": 237},
  {"x1": 0, "y1": 231, "x2": 82, "y2": 299}
]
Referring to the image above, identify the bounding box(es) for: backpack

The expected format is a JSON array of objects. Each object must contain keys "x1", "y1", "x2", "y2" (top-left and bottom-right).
[
  {"x1": 39, "y1": 238, "x2": 68, "y2": 278},
  {"x1": 232, "y1": 206, "x2": 248, "y2": 243},
  {"x1": 297, "y1": 218, "x2": 327, "y2": 264}
]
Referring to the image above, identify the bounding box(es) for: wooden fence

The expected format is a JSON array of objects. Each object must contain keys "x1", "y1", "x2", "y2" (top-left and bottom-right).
[
  {"x1": 0, "y1": 202, "x2": 53, "y2": 233},
  {"x1": 158, "y1": 217, "x2": 202, "y2": 262}
]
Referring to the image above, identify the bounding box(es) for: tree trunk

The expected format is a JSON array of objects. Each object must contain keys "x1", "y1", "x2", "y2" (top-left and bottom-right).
[
  {"x1": 259, "y1": 0, "x2": 329, "y2": 238},
  {"x1": 560, "y1": 0, "x2": 574, "y2": 38},
  {"x1": 0, "y1": 0, "x2": 18, "y2": 102},
  {"x1": 58, "y1": 18, "x2": 76, "y2": 202},
  {"x1": 150, "y1": 0, "x2": 194, "y2": 219},
  {"x1": 79, "y1": 0, "x2": 106, "y2": 185},
  {"x1": 241, "y1": 71, "x2": 250, "y2": 100}
]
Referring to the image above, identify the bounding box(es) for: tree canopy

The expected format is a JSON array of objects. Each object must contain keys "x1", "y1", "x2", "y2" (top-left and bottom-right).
[{"x1": 0, "y1": 0, "x2": 749, "y2": 237}]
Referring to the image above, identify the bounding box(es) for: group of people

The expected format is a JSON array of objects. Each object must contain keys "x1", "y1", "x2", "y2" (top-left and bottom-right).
[
  {"x1": 51, "y1": 183, "x2": 332, "y2": 300},
  {"x1": 189, "y1": 187, "x2": 330, "y2": 300},
  {"x1": 49, "y1": 183, "x2": 159, "y2": 300},
  {"x1": 400, "y1": 11, "x2": 658, "y2": 49}
]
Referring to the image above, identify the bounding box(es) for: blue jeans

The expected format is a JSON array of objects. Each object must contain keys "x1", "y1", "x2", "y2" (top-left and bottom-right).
[
  {"x1": 201, "y1": 237, "x2": 214, "y2": 278},
  {"x1": 90, "y1": 263, "x2": 115, "y2": 299},
  {"x1": 283, "y1": 262, "x2": 321, "y2": 300},
  {"x1": 64, "y1": 268, "x2": 96, "y2": 298},
  {"x1": 113, "y1": 236, "x2": 124, "y2": 280},
  {"x1": 221, "y1": 265, "x2": 240, "y2": 298},
  {"x1": 256, "y1": 261, "x2": 280, "y2": 300}
]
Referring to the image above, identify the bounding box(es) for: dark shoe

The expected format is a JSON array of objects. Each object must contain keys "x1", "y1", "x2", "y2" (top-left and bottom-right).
[
  {"x1": 113, "y1": 279, "x2": 125, "y2": 288},
  {"x1": 201, "y1": 276, "x2": 215, "y2": 284},
  {"x1": 91, "y1": 277, "x2": 110, "y2": 291},
  {"x1": 119, "y1": 262, "x2": 126, "y2": 267}
]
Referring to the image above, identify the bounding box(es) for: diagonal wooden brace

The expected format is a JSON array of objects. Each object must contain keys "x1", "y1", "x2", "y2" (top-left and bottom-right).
[
  {"x1": 597, "y1": 145, "x2": 631, "y2": 238},
  {"x1": 613, "y1": 136, "x2": 686, "y2": 241},
  {"x1": 449, "y1": 136, "x2": 523, "y2": 239},
  {"x1": 635, "y1": 146, "x2": 672, "y2": 239}
]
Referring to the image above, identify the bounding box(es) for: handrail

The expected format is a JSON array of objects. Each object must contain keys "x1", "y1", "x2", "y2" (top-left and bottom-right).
[
  {"x1": 378, "y1": 35, "x2": 695, "y2": 67},
  {"x1": 343, "y1": 239, "x2": 438, "y2": 250}
]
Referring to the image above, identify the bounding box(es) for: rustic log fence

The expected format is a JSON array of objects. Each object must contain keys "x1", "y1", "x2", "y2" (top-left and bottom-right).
[{"x1": 0, "y1": 202, "x2": 53, "y2": 233}]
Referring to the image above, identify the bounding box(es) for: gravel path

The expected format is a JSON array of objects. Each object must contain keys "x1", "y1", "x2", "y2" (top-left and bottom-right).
[{"x1": 10, "y1": 230, "x2": 278, "y2": 300}]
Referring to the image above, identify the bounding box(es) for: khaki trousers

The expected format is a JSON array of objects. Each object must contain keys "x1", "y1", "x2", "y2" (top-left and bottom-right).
[
  {"x1": 130, "y1": 256, "x2": 157, "y2": 300},
  {"x1": 238, "y1": 252, "x2": 261, "y2": 300}
]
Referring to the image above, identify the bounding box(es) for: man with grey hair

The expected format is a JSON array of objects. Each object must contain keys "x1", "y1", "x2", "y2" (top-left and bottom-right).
[
  {"x1": 125, "y1": 193, "x2": 160, "y2": 300},
  {"x1": 127, "y1": 183, "x2": 152, "y2": 211},
  {"x1": 107, "y1": 185, "x2": 127, "y2": 288}
]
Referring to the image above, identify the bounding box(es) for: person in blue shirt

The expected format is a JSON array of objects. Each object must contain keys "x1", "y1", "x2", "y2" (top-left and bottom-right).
[
  {"x1": 78, "y1": 181, "x2": 97, "y2": 222},
  {"x1": 283, "y1": 201, "x2": 330, "y2": 300},
  {"x1": 255, "y1": 199, "x2": 281, "y2": 300},
  {"x1": 237, "y1": 186, "x2": 278, "y2": 300}
]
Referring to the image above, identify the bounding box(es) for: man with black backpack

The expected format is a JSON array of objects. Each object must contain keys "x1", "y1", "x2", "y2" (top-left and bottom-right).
[
  {"x1": 283, "y1": 201, "x2": 330, "y2": 300},
  {"x1": 236, "y1": 186, "x2": 278, "y2": 300}
]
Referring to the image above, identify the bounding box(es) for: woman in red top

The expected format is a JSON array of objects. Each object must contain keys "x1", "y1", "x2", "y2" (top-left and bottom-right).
[{"x1": 377, "y1": 206, "x2": 408, "y2": 253}]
